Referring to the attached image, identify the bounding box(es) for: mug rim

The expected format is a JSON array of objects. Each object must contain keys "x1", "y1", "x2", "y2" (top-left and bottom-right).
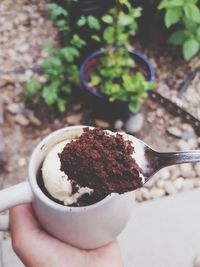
[{"x1": 28, "y1": 125, "x2": 116, "y2": 213}]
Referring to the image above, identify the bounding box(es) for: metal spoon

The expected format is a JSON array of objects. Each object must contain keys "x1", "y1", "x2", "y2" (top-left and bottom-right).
[{"x1": 125, "y1": 134, "x2": 200, "y2": 185}]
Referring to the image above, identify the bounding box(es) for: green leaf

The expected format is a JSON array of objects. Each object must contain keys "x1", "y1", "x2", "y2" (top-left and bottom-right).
[
  {"x1": 132, "y1": 7, "x2": 142, "y2": 18},
  {"x1": 111, "y1": 83, "x2": 121, "y2": 93},
  {"x1": 70, "y1": 34, "x2": 86, "y2": 48},
  {"x1": 91, "y1": 75, "x2": 101, "y2": 86},
  {"x1": 184, "y1": 4, "x2": 200, "y2": 23},
  {"x1": 165, "y1": 8, "x2": 182, "y2": 28},
  {"x1": 25, "y1": 78, "x2": 41, "y2": 97},
  {"x1": 57, "y1": 99, "x2": 66, "y2": 113},
  {"x1": 185, "y1": 0, "x2": 198, "y2": 4},
  {"x1": 183, "y1": 17, "x2": 197, "y2": 31},
  {"x1": 62, "y1": 85, "x2": 71, "y2": 93},
  {"x1": 119, "y1": 14, "x2": 133, "y2": 26},
  {"x1": 196, "y1": 27, "x2": 200, "y2": 42},
  {"x1": 42, "y1": 81, "x2": 60, "y2": 106},
  {"x1": 50, "y1": 57, "x2": 63, "y2": 68},
  {"x1": 168, "y1": 30, "x2": 187, "y2": 45},
  {"x1": 69, "y1": 65, "x2": 79, "y2": 82},
  {"x1": 148, "y1": 81, "x2": 157, "y2": 90},
  {"x1": 87, "y1": 16, "x2": 100, "y2": 30},
  {"x1": 171, "y1": 0, "x2": 184, "y2": 5},
  {"x1": 61, "y1": 47, "x2": 79, "y2": 62},
  {"x1": 48, "y1": 3, "x2": 68, "y2": 19},
  {"x1": 158, "y1": 0, "x2": 168, "y2": 9},
  {"x1": 102, "y1": 15, "x2": 113, "y2": 24},
  {"x1": 158, "y1": 0, "x2": 183, "y2": 9},
  {"x1": 183, "y1": 38, "x2": 200, "y2": 60},
  {"x1": 56, "y1": 20, "x2": 68, "y2": 31},
  {"x1": 122, "y1": 74, "x2": 132, "y2": 85},
  {"x1": 91, "y1": 35, "x2": 101, "y2": 42},
  {"x1": 77, "y1": 16, "x2": 87, "y2": 27},
  {"x1": 129, "y1": 101, "x2": 140, "y2": 113},
  {"x1": 103, "y1": 26, "x2": 114, "y2": 44}
]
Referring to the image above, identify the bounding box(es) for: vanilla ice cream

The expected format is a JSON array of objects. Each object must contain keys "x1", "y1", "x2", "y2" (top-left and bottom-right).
[{"x1": 42, "y1": 140, "x2": 93, "y2": 205}]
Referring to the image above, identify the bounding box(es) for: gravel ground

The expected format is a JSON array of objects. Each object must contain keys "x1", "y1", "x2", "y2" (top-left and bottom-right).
[{"x1": 0, "y1": 0, "x2": 200, "y2": 206}]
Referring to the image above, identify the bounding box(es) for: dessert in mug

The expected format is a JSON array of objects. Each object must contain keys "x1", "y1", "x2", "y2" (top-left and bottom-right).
[{"x1": 38, "y1": 128, "x2": 144, "y2": 206}]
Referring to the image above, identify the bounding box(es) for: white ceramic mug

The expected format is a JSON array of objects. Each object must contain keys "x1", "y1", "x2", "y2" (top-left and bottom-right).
[{"x1": 0, "y1": 126, "x2": 135, "y2": 249}]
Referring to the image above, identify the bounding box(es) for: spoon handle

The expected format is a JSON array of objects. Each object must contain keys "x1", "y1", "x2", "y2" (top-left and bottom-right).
[{"x1": 157, "y1": 150, "x2": 200, "y2": 168}]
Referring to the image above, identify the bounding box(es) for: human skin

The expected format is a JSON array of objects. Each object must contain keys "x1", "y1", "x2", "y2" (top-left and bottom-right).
[{"x1": 10, "y1": 204, "x2": 123, "y2": 267}]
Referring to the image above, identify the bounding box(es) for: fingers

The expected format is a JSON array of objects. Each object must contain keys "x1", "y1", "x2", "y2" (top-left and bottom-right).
[
  {"x1": 9, "y1": 204, "x2": 80, "y2": 267},
  {"x1": 9, "y1": 204, "x2": 123, "y2": 267},
  {"x1": 10, "y1": 204, "x2": 47, "y2": 266},
  {"x1": 10, "y1": 203, "x2": 45, "y2": 247},
  {"x1": 10, "y1": 204, "x2": 39, "y2": 234},
  {"x1": 89, "y1": 240, "x2": 123, "y2": 267}
]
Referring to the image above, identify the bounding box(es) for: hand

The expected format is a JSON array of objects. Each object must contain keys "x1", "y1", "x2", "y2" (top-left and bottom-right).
[{"x1": 10, "y1": 204, "x2": 123, "y2": 267}]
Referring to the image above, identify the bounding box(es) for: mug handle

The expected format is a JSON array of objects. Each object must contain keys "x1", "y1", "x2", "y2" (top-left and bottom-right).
[{"x1": 0, "y1": 181, "x2": 33, "y2": 231}]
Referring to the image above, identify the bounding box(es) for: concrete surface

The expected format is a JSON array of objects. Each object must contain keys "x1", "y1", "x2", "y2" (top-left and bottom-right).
[
  {"x1": 1, "y1": 188, "x2": 200, "y2": 267},
  {"x1": 118, "y1": 188, "x2": 200, "y2": 267}
]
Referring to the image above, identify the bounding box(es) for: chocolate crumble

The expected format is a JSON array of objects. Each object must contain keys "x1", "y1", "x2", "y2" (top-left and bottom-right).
[{"x1": 59, "y1": 128, "x2": 143, "y2": 196}]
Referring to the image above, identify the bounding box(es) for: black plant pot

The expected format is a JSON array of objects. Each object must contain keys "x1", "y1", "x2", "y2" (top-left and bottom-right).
[
  {"x1": 71, "y1": 0, "x2": 114, "y2": 19},
  {"x1": 51, "y1": 0, "x2": 114, "y2": 22},
  {"x1": 80, "y1": 49, "x2": 155, "y2": 121}
]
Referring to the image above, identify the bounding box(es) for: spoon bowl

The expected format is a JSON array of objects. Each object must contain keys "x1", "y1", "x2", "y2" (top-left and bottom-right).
[{"x1": 124, "y1": 134, "x2": 200, "y2": 188}]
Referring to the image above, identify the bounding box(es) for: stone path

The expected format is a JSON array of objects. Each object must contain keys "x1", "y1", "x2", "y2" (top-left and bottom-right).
[{"x1": 1, "y1": 188, "x2": 200, "y2": 266}]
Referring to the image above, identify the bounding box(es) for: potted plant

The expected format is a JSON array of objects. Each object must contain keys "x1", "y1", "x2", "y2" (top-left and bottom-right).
[
  {"x1": 24, "y1": 3, "x2": 86, "y2": 113},
  {"x1": 80, "y1": 0, "x2": 156, "y2": 121},
  {"x1": 25, "y1": 1, "x2": 114, "y2": 113}
]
